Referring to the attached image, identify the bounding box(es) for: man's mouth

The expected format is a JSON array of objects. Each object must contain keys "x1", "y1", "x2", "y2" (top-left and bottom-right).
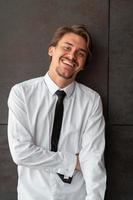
[{"x1": 61, "y1": 57, "x2": 77, "y2": 68}]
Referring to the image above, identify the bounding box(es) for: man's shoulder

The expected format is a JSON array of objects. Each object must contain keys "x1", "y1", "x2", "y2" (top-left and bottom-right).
[
  {"x1": 75, "y1": 81, "x2": 100, "y2": 99},
  {"x1": 9, "y1": 76, "x2": 45, "y2": 98},
  {"x1": 12, "y1": 76, "x2": 44, "y2": 90},
  {"x1": 19, "y1": 76, "x2": 44, "y2": 87}
]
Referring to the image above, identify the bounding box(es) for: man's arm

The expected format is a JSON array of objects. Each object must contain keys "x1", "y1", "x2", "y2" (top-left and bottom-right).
[
  {"x1": 79, "y1": 93, "x2": 106, "y2": 200},
  {"x1": 7, "y1": 84, "x2": 76, "y2": 177}
]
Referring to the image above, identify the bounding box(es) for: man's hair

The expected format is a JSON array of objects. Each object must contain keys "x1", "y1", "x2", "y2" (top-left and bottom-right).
[{"x1": 49, "y1": 24, "x2": 92, "y2": 65}]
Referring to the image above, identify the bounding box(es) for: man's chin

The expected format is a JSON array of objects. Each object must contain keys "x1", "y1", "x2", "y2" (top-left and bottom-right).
[
  {"x1": 56, "y1": 69, "x2": 74, "y2": 80},
  {"x1": 59, "y1": 73, "x2": 73, "y2": 80}
]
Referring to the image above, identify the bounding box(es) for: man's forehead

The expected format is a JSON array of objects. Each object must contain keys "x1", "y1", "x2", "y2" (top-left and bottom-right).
[{"x1": 58, "y1": 33, "x2": 87, "y2": 48}]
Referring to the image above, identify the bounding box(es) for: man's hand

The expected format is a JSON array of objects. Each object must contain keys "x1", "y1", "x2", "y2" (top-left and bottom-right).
[{"x1": 75, "y1": 154, "x2": 81, "y2": 171}]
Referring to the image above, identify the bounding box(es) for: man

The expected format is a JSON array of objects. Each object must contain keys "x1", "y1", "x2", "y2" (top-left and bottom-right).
[{"x1": 8, "y1": 24, "x2": 106, "y2": 200}]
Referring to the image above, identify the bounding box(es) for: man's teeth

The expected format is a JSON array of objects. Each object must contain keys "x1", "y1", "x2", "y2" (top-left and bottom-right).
[{"x1": 62, "y1": 59, "x2": 74, "y2": 67}]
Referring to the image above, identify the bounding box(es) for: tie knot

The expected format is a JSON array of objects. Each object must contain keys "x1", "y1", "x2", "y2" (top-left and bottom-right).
[{"x1": 55, "y1": 90, "x2": 66, "y2": 100}]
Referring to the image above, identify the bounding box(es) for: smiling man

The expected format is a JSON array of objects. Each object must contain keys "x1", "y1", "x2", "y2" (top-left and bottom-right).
[{"x1": 8, "y1": 25, "x2": 106, "y2": 200}]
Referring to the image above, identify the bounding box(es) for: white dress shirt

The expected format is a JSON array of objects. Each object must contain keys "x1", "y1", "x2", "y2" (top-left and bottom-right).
[{"x1": 8, "y1": 73, "x2": 106, "y2": 200}]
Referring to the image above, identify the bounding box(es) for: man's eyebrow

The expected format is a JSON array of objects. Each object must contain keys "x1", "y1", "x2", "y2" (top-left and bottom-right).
[
  {"x1": 64, "y1": 42, "x2": 73, "y2": 46},
  {"x1": 64, "y1": 42, "x2": 87, "y2": 54}
]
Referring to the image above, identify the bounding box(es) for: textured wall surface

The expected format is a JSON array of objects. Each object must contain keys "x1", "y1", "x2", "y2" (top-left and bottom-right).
[
  {"x1": 0, "y1": 0, "x2": 132, "y2": 199},
  {"x1": 105, "y1": 1, "x2": 133, "y2": 199}
]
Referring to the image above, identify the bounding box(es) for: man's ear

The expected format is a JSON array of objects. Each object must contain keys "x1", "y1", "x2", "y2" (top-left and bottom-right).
[{"x1": 48, "y1": 46, "x2": 55, "y2": 56}]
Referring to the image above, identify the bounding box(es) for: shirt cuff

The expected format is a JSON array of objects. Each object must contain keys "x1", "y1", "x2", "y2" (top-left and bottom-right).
[{"x1": 57, "y1": 152, "x2": 77, "y2": 177}]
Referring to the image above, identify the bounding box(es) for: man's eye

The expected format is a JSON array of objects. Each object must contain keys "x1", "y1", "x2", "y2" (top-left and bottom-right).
[
  {"x1": 63, "y1": 46, "x2": 71, "y2": 51},
  {"x1": 77, "y1": 51, "x2": 86, "y2": 57}
]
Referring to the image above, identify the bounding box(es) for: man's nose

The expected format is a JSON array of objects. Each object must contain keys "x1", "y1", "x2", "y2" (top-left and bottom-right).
[{"x1": 67, "y1": 50, "x2": 77, "y2": 60}]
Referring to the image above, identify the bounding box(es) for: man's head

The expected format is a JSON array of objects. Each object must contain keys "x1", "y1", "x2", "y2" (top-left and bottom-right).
[
  {"x1": 48, "y1": 25, "x2": 92, "y2": 87},
  {"x1": 49, "y1": 24, "x2": 92, "y2": 64}
]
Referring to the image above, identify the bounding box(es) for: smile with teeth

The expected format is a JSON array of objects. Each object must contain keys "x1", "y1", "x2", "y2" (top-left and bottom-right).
[{"x1": 61, "y1": 58, "x2": 77, "y2": 68}]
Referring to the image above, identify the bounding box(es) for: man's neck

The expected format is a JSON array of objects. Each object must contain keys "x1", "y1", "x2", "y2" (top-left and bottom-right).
[{"x1": 47, "y1": 71, "x2": 74, "y2": 89}]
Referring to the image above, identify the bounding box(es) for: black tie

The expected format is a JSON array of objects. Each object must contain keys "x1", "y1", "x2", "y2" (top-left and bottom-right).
[
  {"x1": 51, "y1": 90, "x2": 66, "y2": 152},
  {"x1": 51, "y1": 90, "x2": 73, "y2": 184}
]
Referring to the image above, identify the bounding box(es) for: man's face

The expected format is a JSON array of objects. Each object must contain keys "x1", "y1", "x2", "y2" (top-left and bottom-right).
[{"x1": 48, "y1": 33, "x2": 88, "y2": 81}]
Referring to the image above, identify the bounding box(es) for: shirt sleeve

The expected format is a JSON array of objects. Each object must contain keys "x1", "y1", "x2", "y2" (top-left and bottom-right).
[
  {"x1": 79, "y1": 93, "x2": 106, "y2": 200},
  {"x1": 7, "y1": 84, "x2": 76, "y2": 177}
]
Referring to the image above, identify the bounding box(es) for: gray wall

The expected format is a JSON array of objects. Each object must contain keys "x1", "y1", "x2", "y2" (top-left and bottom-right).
[{"x1": 0, "y1": 1, "x2": 132, "y2": 199}]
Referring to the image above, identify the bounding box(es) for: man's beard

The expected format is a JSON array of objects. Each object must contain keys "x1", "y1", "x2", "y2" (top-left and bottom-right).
[{"x1": 55, "y1": 67, "x2": 74, "y2": 80}]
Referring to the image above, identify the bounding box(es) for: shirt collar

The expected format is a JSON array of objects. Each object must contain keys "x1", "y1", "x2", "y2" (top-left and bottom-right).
[{"x1": 44, "y1": 73, "x2": 75, "y2": 98}]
